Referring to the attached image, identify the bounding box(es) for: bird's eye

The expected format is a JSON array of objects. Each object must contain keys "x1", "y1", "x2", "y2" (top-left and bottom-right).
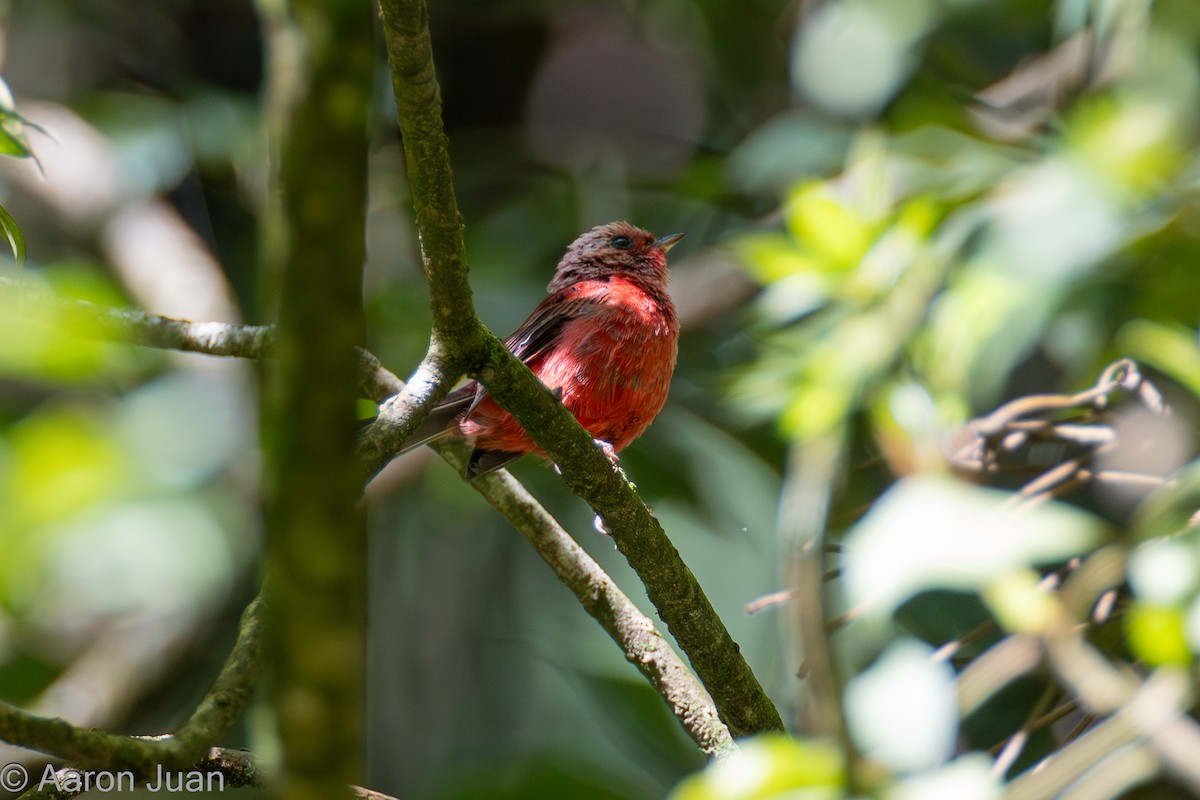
[{"x1": 610, "y1": 235, "x2": 633, "y2": 249}]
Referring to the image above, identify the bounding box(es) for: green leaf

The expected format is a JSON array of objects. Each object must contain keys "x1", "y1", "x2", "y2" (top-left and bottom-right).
[
  {"x1": 1125, "y1": 604, "x2": 1192, "y2": 666},
  {"x1": 845, "y1": 639, "x2": 957, "y2": 771},
  {"x1": 842, "y1": 477, "x2": 1101, "y2": 622},
  {"x1": 0, "y1": 202, "x2": 25, "y2": 270},
  {"x1": 668, "y1": 735, "x2": 844, "y2": 800},
  {"x1": 784, "y1": 182, "x2": 873, "y2": 271},
  {"x1": 888, "y1": 754, "x2": 1003, "y2": 800},
  {"x1": 1116, "y1": 320, "x2": 1200, "y2": 401},
  {"x1": 0, "y1": 76, "x2": 39, "y2": 160},
  {"x1": 0, "y1": 125, "x2": 30, "y2": 158}
]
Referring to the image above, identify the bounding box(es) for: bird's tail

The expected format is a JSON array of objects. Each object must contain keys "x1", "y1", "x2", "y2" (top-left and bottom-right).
[{"x1": 387, "y1": 389, "x2": 475, "y2": 455}]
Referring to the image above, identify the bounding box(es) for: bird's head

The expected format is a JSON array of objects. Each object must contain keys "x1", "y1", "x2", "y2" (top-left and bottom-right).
[{"x1": 549, "y1": 221, "x2": 685, "y2": 293}]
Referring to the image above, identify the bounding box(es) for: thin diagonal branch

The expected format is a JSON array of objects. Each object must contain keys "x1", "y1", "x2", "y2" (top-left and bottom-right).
[
  {"x1": 0, "y1": 277, "x2": 404, "y2": 402},
  {"x1": 375, "y1": 0, "x2": 783, "y2": 738},
  {"x1": 442, "y1": 445, "x2": 736, "y2": 758},
  {"x1": 0, "y1": 276, "x2": 274, "y2": 357},
  {"x1": 171, "y1": 595, "x2": 267, "y2": 752},
  {"x1": 477, "y1": 340, "x2": 785, "y2": 736}
]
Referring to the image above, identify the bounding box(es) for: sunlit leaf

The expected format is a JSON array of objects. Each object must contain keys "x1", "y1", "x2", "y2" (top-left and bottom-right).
[
  {"x1": 6, "y1": 405, "x2": 129, "y2": 530},
  {"x1": 1125, "y1": 603, "x2": 1192, "y2": 666},
  {"x1": 845, "y1": 639, "x2": 957, "y2": 771},
  {"x1": 886, "y1": 754, "x2": 1002, "y2": 800},
  {"x1": 1127, "y1": 537, "x2": 1200, "y2": 605},
  {"x1": 1067, "y1": 97, "x2": 1183, "y2": 197},
  {"x1": 983, "y1": 570, "x2": 1060, "y2": 636},
  {"x1": 0, "y1": 203, "x2": 25, "y2": 269},
  {"x1": 737, "y1": 233, "x2": 826, "y2": 285},
  {"x1": 668, "y1": 735, "x2": 843, "y2": 800},
  {"x1": 842, "y1": 477, "x2": 1101, "y2": 621},
  {"x1": 784, "y1": 182, "x2": 873, "y2": 271}
]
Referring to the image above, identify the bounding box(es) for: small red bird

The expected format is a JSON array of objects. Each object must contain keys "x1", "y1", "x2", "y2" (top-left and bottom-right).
[{"x1": 402, "y1": 221, "x2": 683, "y2": 477}]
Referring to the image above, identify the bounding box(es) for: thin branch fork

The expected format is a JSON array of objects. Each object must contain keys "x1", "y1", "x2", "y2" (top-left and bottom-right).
[
  {"x1": 375, "y1": 0, "x2": 783, "y2": 738},
  {"x1": 952, "y1": 358, "x2": 1178, "y2": 511},
  {"x1": 2, "y1": 0, "x2": 782, "y2": 757},
  {"x1": 0, "y1": 283, "x2": 736, "y2": 753}
]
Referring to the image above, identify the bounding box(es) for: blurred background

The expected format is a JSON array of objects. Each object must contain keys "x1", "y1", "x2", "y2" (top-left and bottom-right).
[{"x1": 1, "y1": 0, "x2": 1200, "y2": 798}]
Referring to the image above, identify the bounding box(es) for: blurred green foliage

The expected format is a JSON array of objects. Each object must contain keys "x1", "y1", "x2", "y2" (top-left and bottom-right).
[
  {"x1": 669, "y1": 735, "x2": 844, "y2": 800},
  {"x1": 0, "y1": 0, "x2": 1199, "y2": 798}
]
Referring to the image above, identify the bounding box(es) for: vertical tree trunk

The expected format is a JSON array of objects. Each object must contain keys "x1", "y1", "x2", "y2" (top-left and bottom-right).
[{"x1": 260, "y1": 1, "x2": 374, "y2": 797}]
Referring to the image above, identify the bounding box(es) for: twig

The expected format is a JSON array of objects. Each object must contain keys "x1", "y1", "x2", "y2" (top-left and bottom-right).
[
  {"x1": 745, "y1": 589, "x2": 797, "y2": 615},
  {"x1": 171, "y1": 595, "x2": 267, "y2": 753},
  {"x1": 1002, "y1": 548, "x2": 1200, "y2": 798},
  {"x1": 0, "y1": 276, "x2": 274, "y2": 357},
  {"x1": 201, "y1": 747, "x2": 402, "y2": 800},
  {"x1": 991, "y1": 681, "x2": 1059, "y2": 776},
  {"x1": 957, "y1": 634, "x2": 1042, "y2": 717},
  {"x1": 931, "y1": 619, "x2": 997, "y2": 664},
  {"x1": 966, "y1": 359, "x2": 1143, "y2": 441},
  {"x1": 779, "y1": 435, "x2": 859, "y2": 768},
  {"x1": 1, "y1": 276, "x2": 403, "y2": 404}
]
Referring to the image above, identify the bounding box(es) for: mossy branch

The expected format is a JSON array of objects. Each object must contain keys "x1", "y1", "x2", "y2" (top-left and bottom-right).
[
  {"x1": 0, "y1": 595, "x2": 265, "y2": 777},
  {"x1": 258, "y1": 0, "x2": 375, "y2": 797},
  {"x1": 377, "y1": 0, "x2": 478, "y2": 345},
  {"x1": 375, "y1": 0, "x2": 783, "y2": 737},
  {"x1": 0, "y1": 273, "x2": 737, "y2": 751},
  {"x1": 443, "y1": 446, "x2": 737, "y2": 757}
]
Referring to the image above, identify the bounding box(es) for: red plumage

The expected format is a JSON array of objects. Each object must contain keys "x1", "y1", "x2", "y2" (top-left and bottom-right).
[{"x1": 403, "y1": 221, "x2": 682, "y2": 477}]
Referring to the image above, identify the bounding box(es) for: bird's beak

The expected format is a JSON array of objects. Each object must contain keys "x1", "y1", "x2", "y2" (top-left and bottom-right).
[{"x1": 654, "y1": 232, "x2": 686, "y2": 252}]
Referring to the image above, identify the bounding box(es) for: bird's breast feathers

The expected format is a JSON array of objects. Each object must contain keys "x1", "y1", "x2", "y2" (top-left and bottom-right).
[{"x1": 530, "y1": 276, "x2": 678, "y2": 449}]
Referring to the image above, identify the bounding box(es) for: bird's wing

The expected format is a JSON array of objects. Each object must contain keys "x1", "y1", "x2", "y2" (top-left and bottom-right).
[
  {"x1": 462, "y1": 290, "x2": 607, "y2": 419},
  {"x1": 505, "y1": 291, "x2": 607, "y2": 363},
  {"x1": 390, "y1": 291, "x2": 608, "y2": 467}
]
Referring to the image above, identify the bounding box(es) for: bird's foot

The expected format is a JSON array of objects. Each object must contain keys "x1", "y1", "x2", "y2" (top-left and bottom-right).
[{"x1": 594, "y1": 438, "x2": 619, "y2": 467}]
